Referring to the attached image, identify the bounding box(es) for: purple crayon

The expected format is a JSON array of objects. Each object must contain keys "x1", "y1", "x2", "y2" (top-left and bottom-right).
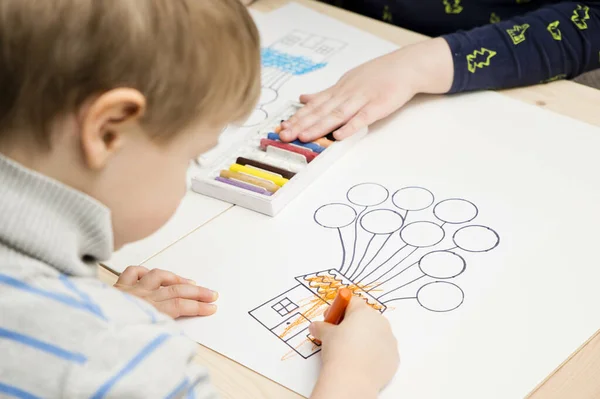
[{"x1": 215, "y1": 176, "x2": 272, "y2": 196}]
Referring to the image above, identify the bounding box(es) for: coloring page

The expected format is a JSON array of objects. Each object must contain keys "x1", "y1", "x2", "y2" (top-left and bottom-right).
[{"x1": 146, "y1": 91, "x2": 600, "y2": 398}]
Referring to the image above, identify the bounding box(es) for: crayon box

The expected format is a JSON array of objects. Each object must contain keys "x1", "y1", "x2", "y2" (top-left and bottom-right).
[{"x1": 191, "y1": 102, "x2": 367, "y2": 216}]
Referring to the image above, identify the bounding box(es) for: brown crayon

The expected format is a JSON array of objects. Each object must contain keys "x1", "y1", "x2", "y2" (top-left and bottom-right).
[{"x1": 236, "y1": 157, "x2": 296, "y2": 180}]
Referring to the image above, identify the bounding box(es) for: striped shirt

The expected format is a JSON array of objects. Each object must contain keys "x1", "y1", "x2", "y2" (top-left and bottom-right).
[{"x1": 0, "y1": 153, "x2": 216, "y2": 399}]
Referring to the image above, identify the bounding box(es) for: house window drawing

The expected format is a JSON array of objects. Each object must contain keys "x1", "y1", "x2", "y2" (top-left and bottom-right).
[
  {"x1": 249, "y1": 183, "x2": 500, "y2": 360},
  {"x1": 271, "y1": 297, "x2": 299, "y2": 316}
]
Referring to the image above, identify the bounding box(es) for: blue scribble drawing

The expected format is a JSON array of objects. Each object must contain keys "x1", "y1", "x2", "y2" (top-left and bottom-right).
[
  {"x1": 261, "y1": 48, "x2": 327, "y2": 76},
  {"x1": 242, "y1": 30, "x2": 347, "y2": 127}
]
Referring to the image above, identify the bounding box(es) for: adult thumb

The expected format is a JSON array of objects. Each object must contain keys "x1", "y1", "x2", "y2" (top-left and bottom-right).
[{"x1": 309, "y1": 321, "x2": 335, "y2": 342}]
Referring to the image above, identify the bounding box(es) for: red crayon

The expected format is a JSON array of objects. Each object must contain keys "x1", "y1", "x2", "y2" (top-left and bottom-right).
[{"x1": 260, "y1": 139, "x2": 318, "y2": 163}]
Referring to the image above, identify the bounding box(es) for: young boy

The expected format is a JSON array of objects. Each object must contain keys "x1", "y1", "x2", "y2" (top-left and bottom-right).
[
  {"x1": 274, "y1": 0, "x2": 600, "y2": 142},
  {"x1": 0, "y1": 1, "x2": 399, "y2": 398}
]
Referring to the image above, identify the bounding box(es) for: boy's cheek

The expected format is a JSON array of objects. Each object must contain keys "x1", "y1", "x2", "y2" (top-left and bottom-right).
[
  {"x1": 189, "y1": 125, "x2": 223, "y2": 158},
  {"x1": 141, "y1": 167, "x2": 187, "y2": 231},
  {"x1": 110, "y1": 130, "x2": 203, "y2": 246},
  {"x1": 197, "y1": 134, "x2": 220, "y2": 156},
  {"x1": 115, "y1": 187, "x2": 184, "y2": 247},
  {"x1": 111, "y1": 161, "x2": 188, "y2": 247}
]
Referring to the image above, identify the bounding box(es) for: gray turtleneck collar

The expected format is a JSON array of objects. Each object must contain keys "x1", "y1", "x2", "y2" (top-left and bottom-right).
[{"x1": 0, "y1": 153, "x2": 113, "y2": 276}]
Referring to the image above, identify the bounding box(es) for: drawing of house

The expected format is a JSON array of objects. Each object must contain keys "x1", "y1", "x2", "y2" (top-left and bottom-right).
[{"x1": 249, "y1": 268, "x2": 386, "y2": 359}]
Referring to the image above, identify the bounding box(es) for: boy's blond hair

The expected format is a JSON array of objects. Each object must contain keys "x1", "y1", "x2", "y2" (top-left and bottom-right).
[{"x1": 0, "y1": 0, "x2": 261, "y2": 144}]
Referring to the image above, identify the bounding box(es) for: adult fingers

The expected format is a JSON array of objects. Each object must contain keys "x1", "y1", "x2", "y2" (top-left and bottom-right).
[
  {"x1": 116, "y1": 266, "x2": 149, "y2": 286},
  {"x1": 157, "y1": 298, "x2": 218, "y2": 319},
  {"x1": 152, "y1": 284, "x2": 218, "y2": 303}
]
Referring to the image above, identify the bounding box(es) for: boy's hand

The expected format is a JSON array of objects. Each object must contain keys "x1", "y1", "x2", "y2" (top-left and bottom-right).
[
  {"x1": 309, "y1": 298, "x2": 399, "y2": 398},
  {"x1": 279, "y1": 38, "x2": 454, "y2": 143},
  {"x1": 114, "y1": 266, "x2": 218, "y2": 319}
]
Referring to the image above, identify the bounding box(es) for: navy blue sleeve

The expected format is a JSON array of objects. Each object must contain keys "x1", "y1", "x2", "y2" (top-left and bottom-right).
[{"x1": 443, "y1": 2, "x2": 600, "y2": 93}]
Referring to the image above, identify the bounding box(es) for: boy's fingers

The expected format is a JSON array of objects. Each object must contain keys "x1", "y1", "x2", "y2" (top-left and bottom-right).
[
  {"x1": 281, "y1": 97, "x2": 344, "y2": 142},
  {"x1": 298, "y1": 92, "x2": 318, "y2": 104},
  {"x1": 308, "y1": 321, "x2": 335, "y2": 341},
  {"x1": 280, "y1": 92, "x2": 334, "y2": 141},
  {"x1": 297, "y1": 97, "x2": 366, "y2": 142},
  {"x1": 333, "y1": 105, "x2": 378, "y2": 141},
  {"x1": 153, "y1": 284, "x2": 218, "y2": 303},
  {"x1": 117, "y1": 266, "x2": 149, "y2": 286},
  {"x1": 138, "y1": 269, "x2": 187, "y2": 289},
  {"x1": 158, "y1": 298, "x2": 217, "y2": 319},
  {"x1": 346, "y1": 296, "x2": 370, "y2": 313},
  {"x1": 284, "y1": 90, "x2": 330, "y2": 126}
]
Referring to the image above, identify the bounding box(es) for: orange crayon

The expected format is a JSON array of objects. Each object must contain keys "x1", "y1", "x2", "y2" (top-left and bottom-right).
[
  {"x1": 274, "y1": 120, "x2": 285, "y2": 134},
  {"x1": 324, "y1": 287, "x2": 352, "y2": 325},
  {"x1": 313, "y1": 137, "x2": 333, "y2": 148},
  {"x1": 312, "y1": 288, "x2": 352, "y2": 346}
]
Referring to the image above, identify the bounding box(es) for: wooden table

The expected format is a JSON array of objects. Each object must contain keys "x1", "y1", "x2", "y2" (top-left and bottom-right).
[{"x1": 99, "y1": 1, "x2": 600, "y2": 397}]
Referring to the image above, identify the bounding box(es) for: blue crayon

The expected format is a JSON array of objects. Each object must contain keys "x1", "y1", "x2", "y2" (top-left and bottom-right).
[{"x1": 266, "y1": 132, "x2": 326, "y2": 153}]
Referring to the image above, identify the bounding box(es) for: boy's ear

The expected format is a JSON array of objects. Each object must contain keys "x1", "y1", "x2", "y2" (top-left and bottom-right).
[{"x1": 80, "y1": 88, "x2": 146, "y2": 170}]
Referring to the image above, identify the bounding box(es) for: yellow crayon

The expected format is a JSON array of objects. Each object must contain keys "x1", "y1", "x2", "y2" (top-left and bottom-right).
[
  {"x1": 229, "y1": 164, "x2": 289, "y2": 187},
  {"x1": 219, "y1": 170, "x2": 280, "y2": 193}
]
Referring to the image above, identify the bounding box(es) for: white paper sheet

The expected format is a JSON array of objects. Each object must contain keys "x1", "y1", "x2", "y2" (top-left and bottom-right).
[{"x1": 145, "y1": 91, "x2": 600, "y2": 398}]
